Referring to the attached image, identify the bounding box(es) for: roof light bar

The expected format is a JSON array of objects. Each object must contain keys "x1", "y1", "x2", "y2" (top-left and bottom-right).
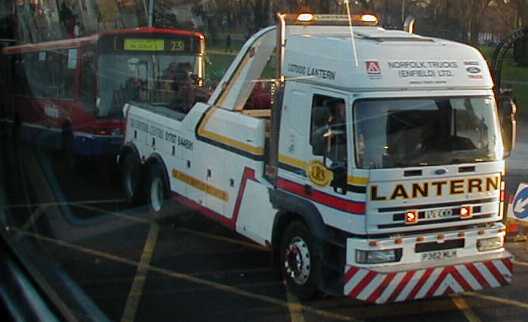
[
  {"x1": 360, "y1": 14, "x2": 378, "y2": 23},
  {"x1": 297, "y1": 13, "x2": 314, "y2": 22},
  {"x1": 284, "y1": 13, "x2": 380, "y2": 26}
]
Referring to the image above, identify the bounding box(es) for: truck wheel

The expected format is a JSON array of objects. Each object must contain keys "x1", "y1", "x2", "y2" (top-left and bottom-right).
[
  {"x1": 147, "y1": 163, "x2": 170, "y2": 217},
  {"x1": 280, "y1": 221, "x2": 319, "y2": 300},
  {"x1": 121, "y1": 152, "x2": 144, "y2": 205}
]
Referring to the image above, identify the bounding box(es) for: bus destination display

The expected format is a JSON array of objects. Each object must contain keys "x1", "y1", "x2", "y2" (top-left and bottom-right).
[{"x1": 123, "y1": 38, "x2": 185, "y2": 52}]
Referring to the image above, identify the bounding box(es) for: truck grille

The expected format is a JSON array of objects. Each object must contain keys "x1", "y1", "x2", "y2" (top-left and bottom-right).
[
  {"x1": 377, "y1": 197, "x2": 496, "y2": 213},
  {"x1": 376, "y1": 197, "x2": 498, "y2": 230}
]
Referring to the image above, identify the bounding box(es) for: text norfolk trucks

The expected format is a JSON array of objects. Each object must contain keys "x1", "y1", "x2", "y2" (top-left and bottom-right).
[{"x1": 120, "y1": 13, "x2": 516, "y2": 303}]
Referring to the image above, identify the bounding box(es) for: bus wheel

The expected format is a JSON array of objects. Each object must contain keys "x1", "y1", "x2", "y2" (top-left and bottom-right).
[
  {"x1": 120, "y1": 153, "x2": 144, "y2": 205},
  {"x1": 280, "y1": 221, "x2": 319, "y2": 300},
  {"x1": 147, "y1": 163, "x2": 170, "y2": 217}
]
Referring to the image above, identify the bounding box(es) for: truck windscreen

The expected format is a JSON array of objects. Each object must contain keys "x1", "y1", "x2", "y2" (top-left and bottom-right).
[{"x1": 354, "y1": 96, "x2": 502, "y2": 169}]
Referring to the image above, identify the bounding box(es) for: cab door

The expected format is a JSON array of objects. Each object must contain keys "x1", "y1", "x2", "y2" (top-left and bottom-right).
[
  {"x1": 278, "y1": 85, "x2": 349, "y2": 193},
  {"x1": 277, "y1": 86, "x2": 367, "y2": 229},
  {"x1": 276, "y1": 82, "x2": 312, "y2": 185}
]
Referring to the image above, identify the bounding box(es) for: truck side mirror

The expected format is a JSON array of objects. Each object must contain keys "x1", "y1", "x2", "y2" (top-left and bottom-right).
[
  {"x1": 329, "y1": 163, "x2": 347, "y2": 194},
  {"x1": 498, "y1": 93, "x2": 517, "y2": 158}
]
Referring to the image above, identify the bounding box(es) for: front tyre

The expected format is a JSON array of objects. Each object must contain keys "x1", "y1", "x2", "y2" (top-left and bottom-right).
[
  {"x1": 147, "y1": 163, "x2": 170, "y2": 217},
  {"x1": 280, "y1": 221, "x2": 320, "y2": 300}
]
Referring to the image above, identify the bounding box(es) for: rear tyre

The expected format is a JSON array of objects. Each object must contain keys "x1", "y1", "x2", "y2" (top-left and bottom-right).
[
  {"x1": 146, "y1": 163, "x2": 171, "y2": 218},
  {"x1": 280, "y1": 221, "x2": 320, "y2": 300},
  {"x1": 120, "y1": 152, "x2": 145, "y2": 205}
]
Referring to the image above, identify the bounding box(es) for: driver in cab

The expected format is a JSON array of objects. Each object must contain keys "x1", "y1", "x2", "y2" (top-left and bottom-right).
[{"x1": 325, "y1": 99, "x2": 347, "y2": 163}]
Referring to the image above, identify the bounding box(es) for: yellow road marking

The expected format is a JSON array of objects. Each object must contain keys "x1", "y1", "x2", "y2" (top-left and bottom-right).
[
  {"x1": 286, "y1": 291, "x2": 306, "y2": 322},
  {"x1": 67, "y1": 206, "x2": 265, "y2": 251},
  {"x1": 0, "y1": 199, "x2": 127, "y2": 209},
  {"x1": 465, "y1": 292, "x2": 528, "y2": 310},
  {"x1": 120, "y1": 223, "x2": 160, "y2": 322},
  {"x1": 14, "y1": 228, "x2": 358, "y2": 322},
  {"x1": 176, "y1": 227, "x2": 268, "y2": 251},
  {"x1": 127, "y1": 281, "x2": 281, "y2": 296},
  {"x1": 450, "y1": 295, "x2": 482, "y2": 322},
  {"x1": 74, "y1": 204, "x2": 153, "y2": 224},
  {"x1": 192, "y1": 267, "x2": 272, "y2": 277}
]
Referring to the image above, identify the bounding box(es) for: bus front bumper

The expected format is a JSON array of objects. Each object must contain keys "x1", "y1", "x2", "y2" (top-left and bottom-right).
[{"x1": 73, "y1": 133, "x2": 123, "y2": 157}]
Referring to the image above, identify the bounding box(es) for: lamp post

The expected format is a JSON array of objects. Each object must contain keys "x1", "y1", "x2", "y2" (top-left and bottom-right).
[
  {"x1": 401, "y1": 0, "x2": 406, "y2": 25},
  {"x1": 148, "y1": 0, "x2": 154, "y2": 27}
]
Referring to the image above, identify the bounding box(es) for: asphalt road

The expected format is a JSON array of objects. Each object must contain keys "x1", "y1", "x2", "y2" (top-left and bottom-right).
[{"x1": 1, "y1": 120, "x2": 528, "y2": 322}]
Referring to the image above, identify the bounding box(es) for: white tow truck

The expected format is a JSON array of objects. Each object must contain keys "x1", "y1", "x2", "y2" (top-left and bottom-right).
[{"x1": 119, "y1": 13, "x2": 516, "y2": 303}]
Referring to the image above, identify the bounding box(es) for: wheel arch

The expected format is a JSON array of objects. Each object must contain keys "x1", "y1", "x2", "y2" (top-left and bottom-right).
[
  {"x1": 119, "y1": 143, "x2": 141, "y2": 166},
  {"x1": 270, "y1": 189, "x2": 330, "y2": 260},
  {"x1": 145, "y1": 153, "x2": 171, "y2": 193}
]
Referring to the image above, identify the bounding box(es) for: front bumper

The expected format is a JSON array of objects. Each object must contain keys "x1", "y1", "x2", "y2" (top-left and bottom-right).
[{"x1": 343, "y1": 250, "x2": 512, "y2": 304}]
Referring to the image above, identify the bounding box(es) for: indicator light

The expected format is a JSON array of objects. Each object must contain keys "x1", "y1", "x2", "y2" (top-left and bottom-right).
[
  {"x1": 405, "y1": 210, "x2": 419, "y2": 224},
  {"x1": 460, "y1": 205, "x2": 473, "y2": 219},
  {"x1": 368, "y1": 240, "x2": 379, "y2": 247}
]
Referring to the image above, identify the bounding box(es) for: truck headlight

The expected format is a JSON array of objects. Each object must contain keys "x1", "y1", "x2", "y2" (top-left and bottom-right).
[
  {"x1": 356, "y1": 249, "x2": 401, "y2": 264},
  {"x1": 477, "y1": 237, "x2": 503, "y2": 252}
]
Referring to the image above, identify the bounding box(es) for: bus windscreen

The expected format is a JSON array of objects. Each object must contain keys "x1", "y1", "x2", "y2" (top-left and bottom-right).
[{"x1": 96, "y1": 34, "x2": 204, "y2": 118}]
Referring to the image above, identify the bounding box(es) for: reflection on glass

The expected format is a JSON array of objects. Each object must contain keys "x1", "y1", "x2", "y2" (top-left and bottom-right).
[{"x1": 99, "y1": 53, "x2": 200, "y2": 116}]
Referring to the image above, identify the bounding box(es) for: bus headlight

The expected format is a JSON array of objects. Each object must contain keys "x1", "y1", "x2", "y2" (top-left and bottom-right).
[
  {"x1": 477, "y1": 237, "x2": 503, "y2": 252},
  {"x1": 356, "y1": 249, "x2": 401, "y2": 264}
]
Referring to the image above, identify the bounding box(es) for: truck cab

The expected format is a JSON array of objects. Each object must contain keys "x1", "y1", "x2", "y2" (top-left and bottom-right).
[{"x1": 121, "y1": 13, "x2": 514, "y2": 303}]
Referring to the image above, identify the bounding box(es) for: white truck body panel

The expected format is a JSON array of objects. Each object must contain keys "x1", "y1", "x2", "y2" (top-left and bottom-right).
[
  {"x1": 125, "y1": 102, "x2": 275, "y2": 245},
  {"x1": 283, "y1": 27, "x2": 493, "y2": 91}
]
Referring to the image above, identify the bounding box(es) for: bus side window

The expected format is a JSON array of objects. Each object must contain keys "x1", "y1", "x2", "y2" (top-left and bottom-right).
[
  {"x1": 34, "y1": 51, "x2": 55, "y2": 98},
  {"x1": 80, "y1": 46, "x2": 96, "y2": 110},
  {"x1": 13, "y1": 54, "x2": 30, "y2": 96},
  {"x1": 57, "y1": 48, "x2": 76, "y2": 99},
  {"x1": 63, "y1": 48, "x2": 77, "y2": 99}
]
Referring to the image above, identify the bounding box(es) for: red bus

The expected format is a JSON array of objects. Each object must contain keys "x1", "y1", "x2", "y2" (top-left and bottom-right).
[{"x1": 0, "y1": 27, "x2": 206, "y2": 157}]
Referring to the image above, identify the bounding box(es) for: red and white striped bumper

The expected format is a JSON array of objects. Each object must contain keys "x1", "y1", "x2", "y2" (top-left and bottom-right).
[{"x1": 343, "y1": 252, "x2": 512, "y2": 304}]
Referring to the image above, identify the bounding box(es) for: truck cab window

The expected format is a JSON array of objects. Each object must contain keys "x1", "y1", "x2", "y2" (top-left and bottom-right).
[
  {"x1": 243, "y1": 55, "x2": 276, "y2": 114},
  {"x1": 310, "y1": 95, "x2": 347, "y2": 163}
]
